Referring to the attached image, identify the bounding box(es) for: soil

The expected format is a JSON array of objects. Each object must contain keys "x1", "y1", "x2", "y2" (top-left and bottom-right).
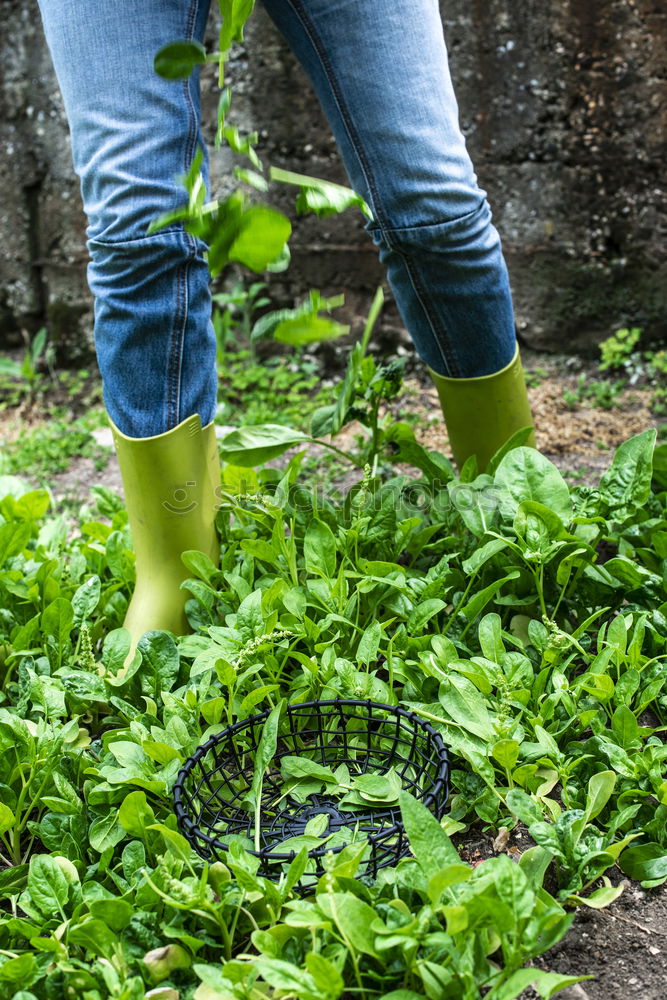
[
  {"x1": 459, "y1": 827, "x2": 667, "y2": 999},
  {"x1": 526, "y1": 880, "x2": 667, "y2": 1000},
  {"x1": 0, "y1": 346, "x2": 664, "y2": 996}
]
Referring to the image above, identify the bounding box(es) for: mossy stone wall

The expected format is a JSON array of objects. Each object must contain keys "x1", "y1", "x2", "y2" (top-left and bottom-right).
[{"x1": 1, "y1": 0, "x2": 665, "y2": 359}]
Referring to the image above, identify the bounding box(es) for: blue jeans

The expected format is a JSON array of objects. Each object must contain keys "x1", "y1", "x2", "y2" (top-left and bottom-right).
[{"x1": 38, "y1": 0, "x2": 518, "y2": 438}]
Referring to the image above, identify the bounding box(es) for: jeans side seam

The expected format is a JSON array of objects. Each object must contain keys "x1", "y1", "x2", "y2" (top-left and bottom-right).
[
  {"x1": 166, "y1": 0, "x2": 202, "y2": 428},
  {"x1": 285, "y1": 0, "x2": 390, "y2": 238},
  {"x1": 399, "y1": 248, "x2": 459, "y2": 376},
  {"x1": 168, "y1": 259, "x2": 189, "y2": 428}
]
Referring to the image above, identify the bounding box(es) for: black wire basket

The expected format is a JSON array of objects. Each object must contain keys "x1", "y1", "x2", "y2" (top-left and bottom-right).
[{"x1": 174, "y1": 699, "x2": 449, "y2": 884}]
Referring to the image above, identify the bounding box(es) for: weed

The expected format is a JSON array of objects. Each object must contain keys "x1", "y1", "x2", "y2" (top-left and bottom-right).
[
  {"x1": 562, "y1": 373, "x2": 625, "y2": 411},
  {"x1": 217, "y1": 348, "x2": 335, "y2": 429},
  {"x1": 525, "y1": 365, "x2": 549, "y2": 388},
  {"x1": 1, "y1": 411, "x2": 109, "y2": 483},
  {"x1": 598, "y1": 327, "x2": 642, "y2": 371}
]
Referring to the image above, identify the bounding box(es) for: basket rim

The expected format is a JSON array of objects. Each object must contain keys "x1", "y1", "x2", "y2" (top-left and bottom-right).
[{"x1": 173, "y1": 697, "x2": 449, "y2": 864}]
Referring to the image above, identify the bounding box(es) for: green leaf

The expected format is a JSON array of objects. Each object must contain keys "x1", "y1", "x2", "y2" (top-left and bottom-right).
[
  {"x1": 0, "y1": 864, "x2": 28, "y2": 899},
  {"x1": 147, "y1": 823, "x2": 196, "y2": 862},
  {"x1": 486, "y1": 425, "x2": 537, "y2": 475},
  {"x1": 68, "y1": 917, "x2": 118, "y2": 959},
  {"x1": 118, "y1": 790, "x2": 157, "y2": 839},
  {"x1": 598, "y1": 428, "x2": 656, "y2": 520},
  {"x1": 459, "y1": 570, "x2": 520, "y2": 623},
  {"x1": 72, "y1": 575, "x2": 101, "y2": 626},
  {"x1": 569, "y1": 882, "x2": 625, "y2": 908},
  {"x1": 218, "y1": 424, "x2": 309, "y2": 466},
  {"x1": 137, "y1": 631, "x2": 180, "y2": 696},
  {"x1": 514, "y1": 500, "x2": 567, "y2": 548},
  {"x1": 0, "y1": 954, "x2": 38, "y2": 985},
  {"x1": 0, "y1": 521, "x2": 32, "y2": 565},
  {"x1": 357, "y1": 620, "x2": 382, "y2": 665},
  {"x1": 27, "y1": 854, "x2": 69, "y2": 917},
  {"x1": 518, "y1": 845, "x2": 553, "y2": 887},
  {"x1": 486, "y1": 970, "x2": 592, "y2": 1000},
  {"x1": 247, "y1": 700, "x2": 284, "y2": 850},
  {"x1": 382, "y1": 990, "x2": 424, "y2": 1000},
  {"x1": 438, "y1": 673, "x2": 497, "y2": 741},
  {"x1": 236, "y1": 588, "x2": 263, "y2": 642},
  {"x1": 399, "y1": 790, "x2": 460, "y2": 871},
  {"x1": 252, "y1": 290, "x2": 348, "y2": 346},
  {"x1": 280, "y1": 757, "x2": 336, "y2": 783},
  {"x1": 181, "y1": 550, "x2": 219, "y2": 583},
  {"x1": 275, "y1": 313, "x2": 348, "y2": 347},
  {"x1": 228, "y1": 205, "x2": 291, "y2": 272},
  {"x1": 89, "y1": 897, "x2": 134, "y2": 932},
  {"x1": 584, "y1": 770, "x2": 616, "y2": 822},
  {"x1": 462, "y1": 538, "x2": 508, "y2": 576},
  {"x1": 270, "y1": 167, "x2": 372, "y2": 219},
  {"x1": 384, "y1": 422, "x2": 455, "y2": 481},
  {"x1": 304, "y1": 519, "x2": 337, "y2": 579},
  {"x1": 603, "y1": 556, "x2": 652, "y2": 590},
  {"x1": 491, "y1": 739, "x2": 520, "y2": 772},
  {"x1": 89, "y1": 811, "x2": 125, "y2": 853},
  {"x1": 611, "y1": 705, "x2": 641, "y2": 746},
  {"x1": 219, "y1": 0, "x2": 256, "y2": 52},
  {"x1": 407, "y1": 599, "x2": 447, "y2": 633},
  {"x1": 41, "y1": 597, "x2": 74, "y2": 654},
  {"x1": 0, "y1": 801, "x2": 15, "y2": 836},
  {"x1": 494, "y1": 447, "x2": 573, "y2": 522},
  {"x1": 283, "y1": 847, "x2": 309, "y2": 897},
  {"x1": 310, "y1": 403, "x2": 338, "y2": 439},
  {"x1": 325, "y1": 892, "x2": 379, "y2": 956},
  {"x1": 506, "y1": 788, "x2": 545, "y2": 828},
  {"x1": 619, "y1": 843, "x2": 667, "y2": 884},
  {"x1": 305, "y1": 952, "x2": 344, "y2": 999},
  {"x1": 253, "y1": 958, "x2": 317, "y2": 996},
  {"x1": 354, "y1": 770, "x2": 401, "y2": 803},
  {"x1": 154, "y1": 40, "x2": 207, "y2": 80},
  {"x1": 448, "y1": 478, "x2": 502, "y2": 537}
]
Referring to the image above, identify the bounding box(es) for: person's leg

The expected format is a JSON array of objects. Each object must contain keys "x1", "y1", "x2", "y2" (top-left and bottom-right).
[
  {"x1": 260, "y1": 0, "x2": 517, "y2": 380},
  {"x1": 38, "y1": 0, "x2": 220, "y2": 654},
  {"x1": 37, "y1": 0, "x2": 218, "y2": 437},
  {"x1": 260, "y1": 0, "x2": 534, "y2": 470}
]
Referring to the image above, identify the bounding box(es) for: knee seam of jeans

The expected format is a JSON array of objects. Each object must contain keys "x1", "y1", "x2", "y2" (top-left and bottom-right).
[
  {"x1": 88, "y1": 229, "x2": 202, "y2": 253},
  {"x1": 285, "y1": 0, "x2": 388, "y2": 232},
  {"x1": 369, "y1": 197, "x2": 492, "y2": 249}
]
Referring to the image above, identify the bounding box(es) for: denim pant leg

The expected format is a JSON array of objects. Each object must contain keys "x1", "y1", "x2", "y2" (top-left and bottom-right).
[
  {"x1": 37, "y1": 0, "x2": 218, "y2": 437},
  {"x1": 261, "y1": 0, "x2": 517, "y2": 378}
]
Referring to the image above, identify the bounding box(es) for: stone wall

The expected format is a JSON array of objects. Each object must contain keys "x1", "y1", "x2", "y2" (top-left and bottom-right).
[{"x1": 1, "y1": 0, "x2": 665, "y2": 362}]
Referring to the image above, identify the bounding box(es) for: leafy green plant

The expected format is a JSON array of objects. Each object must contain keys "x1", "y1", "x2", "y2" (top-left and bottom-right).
[
  {"x1": 561, "y1": 373, "x2": 625, "y2": 411},
  {"x1": 0, "y1": 329, "x2": 57, "y2": 409},
  {"x1": 217, "y1": 794, "x2": 587, "y2": 1000},
  {"x1": 0, "y1": 407, "x2": 665, "y2": 997},
  {"x1": 215, "y1": 346, "x2": 334, "y2": 430},
  {"x1": 212, "y1": 278, "x2": 270, "y2": 358},
  {"x1": 1, "y1": 412, "x2": 108, "y2": 485},
  {"x1": 0, "y1": 2, "x2": 665, "y2": 996},
  {"x1": 598, "y1": 327, "x2": 643, "y2": 371}
]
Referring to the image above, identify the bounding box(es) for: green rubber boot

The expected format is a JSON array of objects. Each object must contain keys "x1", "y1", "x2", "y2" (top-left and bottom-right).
[
  {"x1": 110, "y1": 413, "x2": 220, "y2": 655},
  {"x1": 429, "y1": 345, "x2": 536, "y2": 472}
]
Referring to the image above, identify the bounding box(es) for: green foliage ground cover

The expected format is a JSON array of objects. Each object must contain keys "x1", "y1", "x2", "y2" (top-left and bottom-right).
[
  {"x1": 2, "y1": 3, "x2": 665, "y2": 996},
  {"x1": 0, "y1": 372, "x2": 665, "y2": 997}
]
